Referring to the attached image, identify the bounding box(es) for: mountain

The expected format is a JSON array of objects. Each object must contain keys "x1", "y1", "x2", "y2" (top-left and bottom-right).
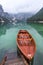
[
  {"x1": 0, "y1": 5, "x2": 13, "y2": 25},
  {"x1": 27, "y1": 8, "x2": 43, "y2": 21},
  {"x1": 0, "y1": 5, "x2": 4, "y2": 12},
  {"x1": 14, "y1": 12, "x2": 33, "y2": 20},
  {"x1": 0, "y1": 5, "x2": 4, "y2": 16}
]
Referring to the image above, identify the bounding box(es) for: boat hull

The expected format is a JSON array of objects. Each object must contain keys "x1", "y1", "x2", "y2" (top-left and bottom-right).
[
  {"x1": 17, "y1": 46, "x2": 34, "y2": 65},
  {"x1": 17, "y1": 30, "x2": 36, "y2": 61}
]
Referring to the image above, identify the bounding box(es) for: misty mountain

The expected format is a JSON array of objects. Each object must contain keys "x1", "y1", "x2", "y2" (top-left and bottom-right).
[
  {"x1": 0, "y1": 5, "x2": 4, "y2": 12},
  {"x1": 27, "y1": 8, "x2": 43, "y2": 21},
  {"x1": 0, "y1": 5, "x2": 13, "y2": 20},
  {"x1": 0, "y1": 5, "x2": 4, "y2": 16},
  {"x1": 14, "y1": 12, "x2": 33, "y2": 20},
  {"x1": 0, "y1": 5, "x2": 13, "y2": 25}
]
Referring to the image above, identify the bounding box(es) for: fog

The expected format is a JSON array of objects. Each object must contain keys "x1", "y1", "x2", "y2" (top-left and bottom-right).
[{"x1": 0, "y1": 0, "x2": 43, "y2": 13}]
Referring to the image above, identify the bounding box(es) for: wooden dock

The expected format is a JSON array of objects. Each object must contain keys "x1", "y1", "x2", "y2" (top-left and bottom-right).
[
  {"x1": 5, "y1": 51, "x2": 25, "y2": 65},
  {"x1": 0, "y1": 49, "x2": 34, "y2": 65}
]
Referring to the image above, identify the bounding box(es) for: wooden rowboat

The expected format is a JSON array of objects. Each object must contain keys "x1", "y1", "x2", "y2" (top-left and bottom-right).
[{"x1": 17, "y1": 30, "x2": 36, "y2": 61}]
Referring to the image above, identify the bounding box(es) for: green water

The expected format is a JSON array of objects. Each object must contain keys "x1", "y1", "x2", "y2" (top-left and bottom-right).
[
  {"x1": 29, "y1": 23, "x2": 43, "y2": 36},
  {"x1": 0, "y1": 23, "x2": 43, "y2": 65}
]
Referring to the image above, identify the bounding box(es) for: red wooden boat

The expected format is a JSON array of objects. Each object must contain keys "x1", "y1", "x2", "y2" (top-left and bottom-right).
[{"x1": 17, "y1": 30, "x2": 36, "y2": 61}]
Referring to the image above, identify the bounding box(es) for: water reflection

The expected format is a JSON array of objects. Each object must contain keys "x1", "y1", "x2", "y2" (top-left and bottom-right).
[
  {"x1": 0, "y1": 23, "x2": 28, "y2": 36},
  {"x1": 28, "y1": 23, "x2": 43, "y2": 37},
  {"x1": 0, "y1": 26, "x2": 6, "y2": 36},
  {"x1": 38, "y1": 31, "x2": 43, "y2": 36},
  {"x1": 0, "y1": 24, "x2": 14, "y2": 36}
]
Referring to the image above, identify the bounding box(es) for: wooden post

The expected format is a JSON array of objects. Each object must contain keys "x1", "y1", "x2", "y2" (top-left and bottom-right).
[{"x1": 0, "y1": 56, "x2": 7, "y2": 65}]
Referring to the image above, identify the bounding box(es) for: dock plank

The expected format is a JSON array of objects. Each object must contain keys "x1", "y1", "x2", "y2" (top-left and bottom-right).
[{"x1": 5, "y1": 51, "x2": 25, "y2": 65}]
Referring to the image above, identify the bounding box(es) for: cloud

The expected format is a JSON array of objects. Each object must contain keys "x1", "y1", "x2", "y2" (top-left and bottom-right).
[{"x1": 0, "y1": 0, "x2": 43, "y2": 13}]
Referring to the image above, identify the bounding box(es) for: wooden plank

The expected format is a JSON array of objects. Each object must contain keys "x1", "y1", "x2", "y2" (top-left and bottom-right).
[
  {"x1": 5, "y1": 51, "x2": 25, "y2": 65},
  {"x1": 0, "y1": 49, "x2": 34, "y2": 65},
  {"x1": 17, "y1": 47, "x2": 29, "y2": 65}
]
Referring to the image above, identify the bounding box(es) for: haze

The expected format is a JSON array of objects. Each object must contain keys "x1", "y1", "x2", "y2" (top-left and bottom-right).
[{"x1": 0, "y1": 0, "x2": 43, "y2": 13}]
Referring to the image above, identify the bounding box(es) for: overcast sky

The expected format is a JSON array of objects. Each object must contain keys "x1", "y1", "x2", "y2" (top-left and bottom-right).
[{"x1": 0, "y1": 0, "x2": 43, "y2": 13}]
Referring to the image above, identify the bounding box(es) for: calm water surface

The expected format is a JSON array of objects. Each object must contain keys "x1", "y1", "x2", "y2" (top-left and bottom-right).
[{"x1": 0, "y1": 24, "x2": 43, "y2": 65}]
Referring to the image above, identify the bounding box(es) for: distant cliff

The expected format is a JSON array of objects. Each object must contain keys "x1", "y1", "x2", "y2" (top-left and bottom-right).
[
  {"x1": 0, "y1": 5, "x2": 4, "y2": 16},
  {"x1": 27, "y1": 8, "x2": 43, "y2": 23},
  {"x1": 0, "y1": 5, "x2": 13, "y2": 25}
]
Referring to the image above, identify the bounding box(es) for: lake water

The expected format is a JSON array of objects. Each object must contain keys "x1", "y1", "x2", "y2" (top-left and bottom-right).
[{"x1": 0, "y1": 23, "x2": 43, "y2": 65}]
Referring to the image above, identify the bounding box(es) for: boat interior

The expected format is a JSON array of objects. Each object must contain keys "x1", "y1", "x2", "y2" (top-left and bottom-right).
[
  {"x1": 17, "y1": 30, "x2": 36, "y2": 60},
  {"x1": 17, "y1": 30, "x2": 35, "y2": 46}
]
